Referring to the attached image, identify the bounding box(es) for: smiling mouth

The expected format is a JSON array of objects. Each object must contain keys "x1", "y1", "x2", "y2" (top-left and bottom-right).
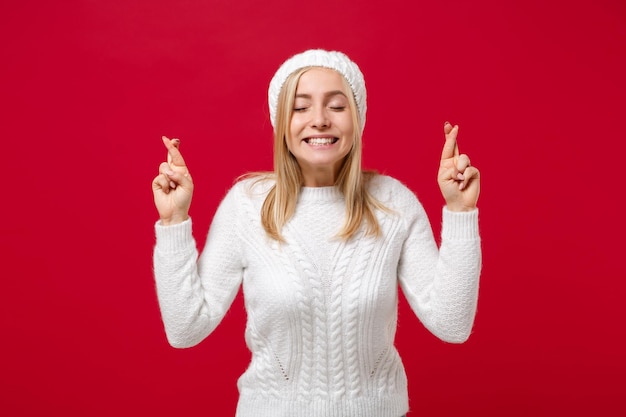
[{"x1": 304, "y1": 137, "x2": 338, "y2": 145}]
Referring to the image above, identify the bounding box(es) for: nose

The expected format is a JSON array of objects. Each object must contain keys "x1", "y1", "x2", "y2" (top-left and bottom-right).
[{"x1": 311, "y1": 106, "x2": 329, "y2": 129}]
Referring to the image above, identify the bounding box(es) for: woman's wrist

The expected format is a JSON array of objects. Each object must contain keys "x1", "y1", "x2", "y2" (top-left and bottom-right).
[
  {"x1": 445, "y1": 202, "x2": 476, "y2": 212},
  {"x1": 160, "y1": 213, "x2": 189, "y2": 226}
]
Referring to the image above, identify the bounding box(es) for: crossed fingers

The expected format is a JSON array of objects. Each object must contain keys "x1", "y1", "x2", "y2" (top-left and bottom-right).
[
  {"x1": 159, "y1": 136, "x2": 192, "y2": 191},
  {"x1": 441, "y1": 122, "x2": 478, "y2": 191}
]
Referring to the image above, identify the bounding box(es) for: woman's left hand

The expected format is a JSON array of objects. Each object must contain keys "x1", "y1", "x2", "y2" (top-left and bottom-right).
[{"x1": 438, "y1": 122, "x2": 480, "y2": 211}]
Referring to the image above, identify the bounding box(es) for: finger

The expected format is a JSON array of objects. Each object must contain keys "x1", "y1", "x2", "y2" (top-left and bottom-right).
[
  {"x1": 152, "y1": 173, "x2": 172, "y2": 194},
  {"x1": 441, "y1": 164, "x2": 467, "y2": 186},
  {"x1": 456, "y1": 154, "x2": 471, "y2": 172},
  {"x1": 158, "y1": 161, "x2": 171, "y2": 174},
  {"x1": 158, "y1": 161, "x2": 183, "y2": 189},
  {"x1": 161, "y1": 165, "x2": 193, "y2": 190},
  {"x1": 459, "y1": 166, "x2": 480, "y2": 190},
  {"x1": 441, "y1": 122, "x2": 459, "y2": 160},
  {"x1": 162, "y1": 136, "x2": 187, "y2": 168},
  {"x1": 441, "y1": 166, "x2": 461, "y2": 183},
  {"x1": 155, "y1": 168, "x2": 178, "y2": 190}
]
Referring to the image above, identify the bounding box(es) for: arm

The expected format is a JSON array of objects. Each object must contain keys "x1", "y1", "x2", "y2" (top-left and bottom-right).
[
  {"x1": 398, "y1": 203, "x2": 481, "y2": 343},
  {"x1": 153, "y1": 189, "x2": 244, "y2": 348},
  {"x1": 398, "y1": 122, "x2": 482, "y2": 342},
  {"x1": 151, "y1": 137, "x2": 243, "y2": 348}
]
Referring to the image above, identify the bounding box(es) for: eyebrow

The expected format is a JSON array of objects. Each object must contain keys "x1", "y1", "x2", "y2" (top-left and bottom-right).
[{"x1": 295, "y1": 90, "x2": 348, "y2": 99}]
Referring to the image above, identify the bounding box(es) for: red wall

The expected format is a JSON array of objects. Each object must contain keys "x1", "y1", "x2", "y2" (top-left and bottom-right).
[{"x1": 1, "y1": 0, "x2": 625, "y2": 415}]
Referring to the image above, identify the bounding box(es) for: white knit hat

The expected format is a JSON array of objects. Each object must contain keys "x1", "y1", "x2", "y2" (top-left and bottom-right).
[{"x1": 268, "y1": 49, "x2": 367, "y2": 132}]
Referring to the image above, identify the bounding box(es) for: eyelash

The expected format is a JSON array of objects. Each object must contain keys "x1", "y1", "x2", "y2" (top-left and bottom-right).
[{"x1": 293, "y1": 106, "x2": 346, "y2": 112}]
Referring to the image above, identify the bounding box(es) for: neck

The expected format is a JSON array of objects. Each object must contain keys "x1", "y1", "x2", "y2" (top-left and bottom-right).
[{"x1": 300, "y1": 163, "x2": 343, "y2": 187}]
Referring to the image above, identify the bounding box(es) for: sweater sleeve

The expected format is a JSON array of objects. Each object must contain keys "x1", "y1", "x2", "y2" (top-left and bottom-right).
[
  {"x1": 397, "y1": 189, "x2": 481, "y2": 344},
  {"x1": 153, "y1": 184, "x2": 244, "y2": 348}
]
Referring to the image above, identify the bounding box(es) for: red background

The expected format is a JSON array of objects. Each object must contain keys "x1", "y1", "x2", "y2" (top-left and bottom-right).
[{"x1": 1, "y1": 0, "x2": 625, "y2": 415}]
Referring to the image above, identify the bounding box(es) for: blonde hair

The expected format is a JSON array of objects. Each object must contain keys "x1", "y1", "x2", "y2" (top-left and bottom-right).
[{"x1": 251, "y1": 67, "x2": 387, "y2": 242}]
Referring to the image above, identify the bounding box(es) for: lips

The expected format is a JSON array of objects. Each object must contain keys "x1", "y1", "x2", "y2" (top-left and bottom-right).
[{"x1": 304, "y1": 137, "x2": 338, "y2": 145}]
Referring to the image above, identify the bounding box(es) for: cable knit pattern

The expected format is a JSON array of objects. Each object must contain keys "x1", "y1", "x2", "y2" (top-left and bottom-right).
[{"x1": 153, "y1": 175, "x2": 481, "y2": 417}]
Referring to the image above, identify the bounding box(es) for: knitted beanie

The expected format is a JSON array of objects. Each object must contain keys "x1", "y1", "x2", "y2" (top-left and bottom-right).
[{"x1": 268, "y1": 49, "x2": 367, "y2": 132}]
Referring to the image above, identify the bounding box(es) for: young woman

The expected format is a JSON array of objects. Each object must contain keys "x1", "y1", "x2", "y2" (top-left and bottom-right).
[{"x1": 152, "y1": 49, "x2": 481, "y2": 417}]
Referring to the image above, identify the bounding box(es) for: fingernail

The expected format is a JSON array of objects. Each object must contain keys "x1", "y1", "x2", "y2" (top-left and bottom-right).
[
  {"x1": 166, "y1": 170, "x2": 174, "y2": 176},
  {"x1": 457, "y1": 173, "x2": 465, "y2": 180},
  {"x1": 444, "y1": 121, "x2": 450, "y2": 126},
  {"x1": 169, "y1": 181, "x2": 177, "y2": 189}
]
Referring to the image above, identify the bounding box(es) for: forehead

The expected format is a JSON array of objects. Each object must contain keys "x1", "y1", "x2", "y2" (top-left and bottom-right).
[{"x1": 296, "y1": 67, "x2": 348, "y2": 93}]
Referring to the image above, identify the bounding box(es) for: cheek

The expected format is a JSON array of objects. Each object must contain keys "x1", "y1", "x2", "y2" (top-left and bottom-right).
[
  {"x1": 285, "y1": 129, "x2": 302, "y2": 154},
  {"x1": 343, "y1": 137, "x2": 355, "y2": 155},
  {"x1": 341, "y1": 121, "x2": 356, "y2": 153},
  {"x1": 340, "y1": 119, "x2": 355, "y2": 141},
  {"x1": 289, "y1": 116, "x2": 303, "y2": 137}
]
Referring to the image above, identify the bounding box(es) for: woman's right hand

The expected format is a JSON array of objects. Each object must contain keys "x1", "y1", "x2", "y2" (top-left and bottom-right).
[{"x1": 152, "y1": 136, "x2": 194, "y2": 225}]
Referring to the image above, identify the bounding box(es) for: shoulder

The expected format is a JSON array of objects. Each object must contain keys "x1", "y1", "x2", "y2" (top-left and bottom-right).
[
  {"x1": 367, "y1": 174, "x2": 420, "y2": 208},
  {"x1": 212, "y1": 175, "x2": 274, "y2": 227},
  {"x1": 228, "y1": 173, "x2": 275, "y2": 204},
  {"x1": 367, "y1": 174, "x2": 430, "y2": 232}
]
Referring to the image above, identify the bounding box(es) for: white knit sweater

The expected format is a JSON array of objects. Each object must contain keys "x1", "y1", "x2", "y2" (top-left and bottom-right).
[{"x1": 153, "y1": 175, "x2": 481, "y2": 417}]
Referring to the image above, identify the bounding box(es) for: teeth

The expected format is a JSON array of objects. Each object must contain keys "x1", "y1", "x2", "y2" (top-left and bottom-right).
[{"x1": 307, "y1": 137, "x2": 335, "y2": 145}]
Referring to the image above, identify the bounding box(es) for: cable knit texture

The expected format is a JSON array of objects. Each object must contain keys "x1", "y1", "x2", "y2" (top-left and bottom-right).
[{"x1": 153, "y1": 175, "x2": 481, "y2": 417}]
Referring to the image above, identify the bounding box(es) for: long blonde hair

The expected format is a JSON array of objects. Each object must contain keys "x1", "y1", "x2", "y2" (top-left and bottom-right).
[{"x1": 252, "y1": 67, "x2": 387, "y2": 242}]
